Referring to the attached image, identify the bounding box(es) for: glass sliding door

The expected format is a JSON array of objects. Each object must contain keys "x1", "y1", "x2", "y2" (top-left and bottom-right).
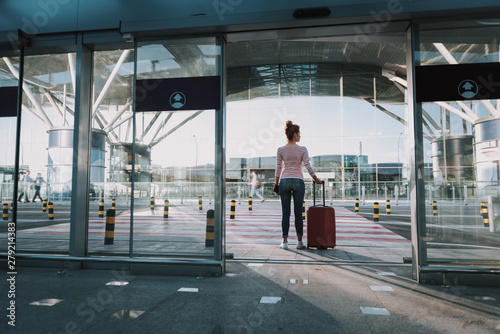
[
  {"x1": 416, "y1": 19, "x2": 500, "y2": 270},
  {"x1": 132, "y1": 37, "x2": 218, "y2": 257},
  {"x1": 4, "y1": 52, "x2": 76, "y2": 253},
  {"x1": 0, "y1": 55, "x2": 19, "y2": 252},
  {"x1": 226, "y1": 28, "x2": 408, "y2": 206},
  {"x1": 87, "y1": 48, "x2": 134, "y2": 255}
]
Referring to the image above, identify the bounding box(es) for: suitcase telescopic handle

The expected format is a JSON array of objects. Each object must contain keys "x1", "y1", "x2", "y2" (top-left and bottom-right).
[{"x1": 313, "y1": 180, "x2": 326, "y2": 206}]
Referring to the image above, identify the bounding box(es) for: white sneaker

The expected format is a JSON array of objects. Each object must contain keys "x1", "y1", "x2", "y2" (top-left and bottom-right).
[
  {"x1": 280, "y1": 242, "x2": 288, "y2": 250},
  {"x1": 296, "y1": 241, "x2": 306, "y2": 249}
]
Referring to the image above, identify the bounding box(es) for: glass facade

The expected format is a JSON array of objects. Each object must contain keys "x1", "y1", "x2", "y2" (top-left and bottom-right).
[{"x1": 0, "y1": 14, "x2": 499, "y2": 280}]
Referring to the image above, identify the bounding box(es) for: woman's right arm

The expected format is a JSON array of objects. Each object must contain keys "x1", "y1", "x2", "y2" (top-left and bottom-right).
[{"x1": 303, "y1": 147, "x2": 322, "y2": 184}]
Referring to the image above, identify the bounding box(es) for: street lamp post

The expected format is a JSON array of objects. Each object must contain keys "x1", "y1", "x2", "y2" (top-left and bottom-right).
[
  {"x1": 193, "y1": 135, "x2": 198, "y2": 184},
  {"x1": 193, "y1": 135, "x2": 198, "y2": 167},
  {"x1": 358, "y1": 141, "x2": 362, "y2": 200},
  {"x1": 398, "y1": 132, "x2": 402, "y2": 184}
]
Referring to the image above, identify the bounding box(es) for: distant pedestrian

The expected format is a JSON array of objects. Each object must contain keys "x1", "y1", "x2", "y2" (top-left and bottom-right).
[
  {"x1": 32, "y1": 173, "x2": 46, "y2": 202},
  {"x1": 248, "y1": 170, "x2": 265, "y2": 202},
  {"x1": 18, "y1": 170, "x2": 33, "y2": 203}
]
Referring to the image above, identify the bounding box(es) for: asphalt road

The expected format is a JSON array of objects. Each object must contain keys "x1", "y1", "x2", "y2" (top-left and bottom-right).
[{"x1": 3, "y1": 201, "x2": 499, "y2": 249}]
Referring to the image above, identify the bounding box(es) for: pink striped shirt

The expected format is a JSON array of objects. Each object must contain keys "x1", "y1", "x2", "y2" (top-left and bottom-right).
[{"x1": 275, "y1": 145, "x2": 316, "y2": 179}]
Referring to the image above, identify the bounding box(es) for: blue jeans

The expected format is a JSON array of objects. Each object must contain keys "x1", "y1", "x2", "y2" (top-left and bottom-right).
[{"x1": 279, "y1": 178, "x2": 305, "y2": 238}]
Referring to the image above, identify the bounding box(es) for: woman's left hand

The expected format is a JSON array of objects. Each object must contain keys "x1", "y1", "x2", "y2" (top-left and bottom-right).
[{"x1": 273, "y1": 184, "x2": 279, "y2": 195}]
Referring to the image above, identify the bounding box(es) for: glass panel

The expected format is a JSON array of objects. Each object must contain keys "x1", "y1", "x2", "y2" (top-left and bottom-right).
[
  {"x1": 134, "y1": 37, "x2": 217, "y2": 257},
  {"x1": 0, "y1": 56, "x2": 19, "y2": 253},
  {"x1": 418, "y1": 19, "x2": 500, "y2": 268},
  {"x1": 226, "y1": 32, "x2": 408, "y2": 220},
  {"x1": 87, "y1": 48, "x2": 134, "y2": 256},
  {"x1": 8, "y1": 53, "x2": 76, "y2": 253}
]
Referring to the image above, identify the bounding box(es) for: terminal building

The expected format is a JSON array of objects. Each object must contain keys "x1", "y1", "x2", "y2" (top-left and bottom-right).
[{"x1": 0, "y1": 0, "x2": 499, "y2": 284}]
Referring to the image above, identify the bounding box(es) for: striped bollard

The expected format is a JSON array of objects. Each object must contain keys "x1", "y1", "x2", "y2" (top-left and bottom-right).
[
  {"x1": 302, "y1": 201, "x2": 305, "y2": 219},
  {"x1": 199, "y1": 196, "x2": 203, "y2": 211},
  {"x1": 432, "y1": 201, "x2": 438, "y2": 216},
  {"x1": 150, "y1": 197, "x2": 155, "y2": 211},
  {"x1": 42, "y1": 199, "x2": 47, "y2": 212},
  {"x1": 355, "y1": 198, "x2": 359, "y2": 213},
  {"x1": 48, "y1": 202, "x2": 54, "y2": 220},
  {"x1": 481, "y1": 202, "x2": 489, "y2": 227},
  {"x1": 205, "y1": 209, "x2": 214, "y2": 247},
  {"x1": 373, "y1": 202, "x2": 379, "y2": 222},
  {"x1": 104, "y1": 209, "x2": 115, "y2": 245},
  {"x1": 248, "y1": 197, "x2": 253, "y2": 211},
  {"x1": 10, "y1": 200, "x2": 13, "y2": 211},
  {"x1": 99, "y1": 200, "x2": 104, "y2": 218},
  {"x1": 112, "y1": 199, "x2": 116, "y2": 211},
  {"x1": 230, "y1": 200, "x2": 236, "y2": 219},
  {"x1": 3, "y1": 204, "x2": 8, "y2": 220},
  {"x1": 386, "y1": 200, "x2": 391, "y2": 214},
  {"x1": 164, "y1": 199, "x2": 169, "y2": 218}
]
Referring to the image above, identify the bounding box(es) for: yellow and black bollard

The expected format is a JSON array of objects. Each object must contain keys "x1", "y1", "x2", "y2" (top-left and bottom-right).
[
  {"x1": 302, "y1": 201, "x2": 306, "y2": 219},
  {"x1": 99, "y1": 200, "x2": 104, "y2": 218},
  {"x1": 205, "y1": 209, "x2": 214, "y2": 247},
  {"x1": 42, "y1": 199, "x2": 47, "y2": 212},
  {"x1": 373, "y1": 202, "x2": 379, "y2": 222},
  {"x1": 3, "y1": 204, "x2": 8, "y2": 221},
  {"x1": 164, "y1": 199, "x2": 169, "y2": 218},
  {"x1": 199, "y1": 196, "x2": 203, "y2": 211},
  {"x1": 432, "y1": 201, "x2": 438, "y2": 216},
  {"x1": 104, "y1": 209, "x2": 115, "y2": 245},
  {"x1": 355, "y1": 198, "x2": 359, "y2": 213},
  {"x1": 248, "y1": 197, "x2": 253, "y2": 211},
  {"x1": 112, "y1": 199, "x2": 116, "y2": 211},
  {"x1": 230, "y1": 200, "x2": 236, "y2": 219},
  {"x1": 10, "y1": 200, "x2": 13, "y2": 211},
  {"x1": 48, "y1": 202, "x2": 54, "y2": 220},
  {"x1": 386, "y1": 200, "x2": 391, "y2": 214},
  {"x1": 481, "y1": 202, "x2": 489, "y2": 227},
  {"x1": 150, "y1": 197, "x2": 155, "y2": 211}
]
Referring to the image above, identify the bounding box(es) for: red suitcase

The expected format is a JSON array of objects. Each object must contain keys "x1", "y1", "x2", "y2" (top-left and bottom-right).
[{"x1": 306, "y1": 181, "x2": 336, "y2": 250}]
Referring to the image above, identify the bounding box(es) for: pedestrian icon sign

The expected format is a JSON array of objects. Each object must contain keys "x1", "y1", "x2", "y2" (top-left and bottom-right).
[
  {"x1": 170, "y1": 92, "x2": 186, "y2": 109},
  {"x1": 458, "y1": 79, "x2": 478, "y2": 99}
]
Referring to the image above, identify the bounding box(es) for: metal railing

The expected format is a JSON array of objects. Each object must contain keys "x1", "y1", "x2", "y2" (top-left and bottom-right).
[{"x1": 2, "y1": 180, "x2": 499, "y2": 204}]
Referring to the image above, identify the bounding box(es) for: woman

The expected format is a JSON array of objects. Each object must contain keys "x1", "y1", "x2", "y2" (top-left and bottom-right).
[{"x1": 274, "y1": 121, "x2": 322, "y2": 250}]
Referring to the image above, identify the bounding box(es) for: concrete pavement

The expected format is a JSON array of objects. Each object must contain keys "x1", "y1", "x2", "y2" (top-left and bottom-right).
[
  {"x1": 2, "y1": 242, "x2": 500, "y2": 334},
  {"x1": 2, "y1": 200, "x2": 500, "y2": 333}
]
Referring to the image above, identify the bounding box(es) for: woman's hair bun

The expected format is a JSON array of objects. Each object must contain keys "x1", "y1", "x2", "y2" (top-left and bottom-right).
[{"x1": 284, "y1": 121, "x2": 299, "y2": 140}]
